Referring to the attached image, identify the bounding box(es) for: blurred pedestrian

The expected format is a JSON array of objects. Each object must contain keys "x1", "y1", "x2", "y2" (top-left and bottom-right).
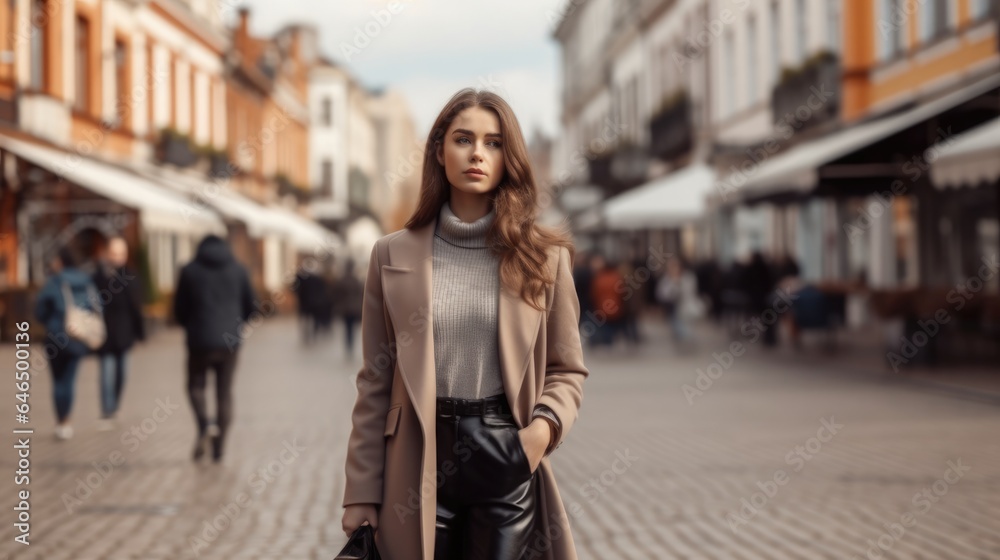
[
  {"x1": 572, "y1": 250, "x2": 595, "y2": 328},
  {"x1": 173, "y1": 235, "x2": 256, "y2": 463},
  {"x1": 93, "y1": 237, "x2": 146, "y2": 430},
  {"x1": 744, "y1": 251, "x2": 777, "y2": 347},
  {"x1": 34, "y1": 247, "x2": 104, "y2": 440},
  {"x1": 590, "y1": 257, "x2": 625, "y2": 347},
  {"x1": 618, "y1": 260, "x2": 643, "y2": 345},
  {"x1": 695, "y1": 259, "x2": 724, "y2": 323},
  {"x1": 333, "y1": 259, "x2": 363, "y2": 358},
  {"x1": 656, "y1": 258, "x2": 700, "y2": 346},
  {"x1": 92, "y1": 236, "x2": 145, "y2": 431},
  {"x1": 773, "y1": 253, "x2": 803, "y2": 347},
  {"x1": 313, "y1": 266, "x2": 336, "y2": 339},
  {"x1": 294, "y1": 267, "x2": 325, "y2": 345},
  {"x1": 573, "y1": 252, "x2": 596, "y2": 346}
]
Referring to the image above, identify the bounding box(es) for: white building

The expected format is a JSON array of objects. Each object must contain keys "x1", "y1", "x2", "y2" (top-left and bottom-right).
[
  {"x1": 708, "y1": 0, "x2": 843, "y2": 275},
  {"x1": 308, "y1": 58, "x2": 351, "y2": 225}
]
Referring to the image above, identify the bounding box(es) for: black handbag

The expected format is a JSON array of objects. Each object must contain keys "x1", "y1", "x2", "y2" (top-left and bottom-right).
[{"x1": 335, "y1": 524, "x2": 381, "y2": 560}]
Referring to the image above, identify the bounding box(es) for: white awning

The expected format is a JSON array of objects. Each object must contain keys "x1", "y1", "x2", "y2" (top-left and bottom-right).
[
  {"x1": 0, "y1": 135, "x2": 224, "y2": 235},
  {"x1": 720, "y1": 72, "x2": 1000, "y2": 203},
  {"x1": 603, "y1": 163, "x2": 716, "y2": 230},
  {"x1": 267, "y1": 206, "x2": 342, "y2": 253},
  {"x1": 135, "y1": 165, "x2": 341, "y2": 253},
  {"x1": 928, "y1": 115, "x2": 1000, "y2": 189}
]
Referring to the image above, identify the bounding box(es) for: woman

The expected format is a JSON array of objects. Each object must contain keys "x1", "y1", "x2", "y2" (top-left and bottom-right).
[
  {"x1": 341, "y1": 89, "x2": 589, "y2": 560},
  {"x1": 35, "y1": 247, "x2": 101, "y2": 440}
]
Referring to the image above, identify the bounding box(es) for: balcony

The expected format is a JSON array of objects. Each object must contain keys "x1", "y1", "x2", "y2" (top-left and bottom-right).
[
  {"x1": 587, "y1": 142, "x2": 649, "y2": 196},
  {"x1": 155, "y1": 129, "x2": 198, "y2": 168},
  {"x1": 771, "y1": 51, "x2": 840, "y2": 130},
  {"x1": 649, "y1": 91, "x2": 693, "y2": 162}
]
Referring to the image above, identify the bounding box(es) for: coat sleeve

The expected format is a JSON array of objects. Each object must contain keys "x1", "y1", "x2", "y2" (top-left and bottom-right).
[
  {"x1": 343, "y1": 240, "x2": 395, "y2": 507},
  {"x1": 535, "y1": 245, "x2": 589, "y2": 453}
]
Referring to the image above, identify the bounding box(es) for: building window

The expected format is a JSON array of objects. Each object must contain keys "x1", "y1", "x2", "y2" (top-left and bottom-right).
[
  {"x1": 827, "y1": 0, "x2": 840, "y2": 52},
  {"x1": 921, "y1": 0, "x2": 949, "y2": 43},
  {"x1": 747, "y1": 15, "x2": 757, "y2": 105},
  {"x1": 794, "y1": 0, "x2": 807, "y2": 64},
  {"x1": 30, "y1": 0, "x2": 47, "y2": 91},
  {"x1": 74, "y1": 16, "x2": 90, "y2": 113},
  {"x1": 724, "y1": 30, "x2": 735, "y2": 116},
  {"x1": 770, "y1": 1, "x2": 781, "y2": 83},
  {"x1": 972, "y1": 0, "x2": 990, "y2": 20},
  {"x1": 321, "y1": 158, "x2": 333, "y2": 197},
  {"x1": 879, "y1": 0, "x2": 904, "y2": 61},
  {"x1": 321, "y1": 97, "x2": 333, "y2": 127},
  {"x1": 113, "y1": 40, "x2": 127, "y2": 127}
]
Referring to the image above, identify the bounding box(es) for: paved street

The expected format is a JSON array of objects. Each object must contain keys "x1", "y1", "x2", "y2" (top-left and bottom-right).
[{"x1": 1, "y1": 316, "x2": 999, "y2": 559}]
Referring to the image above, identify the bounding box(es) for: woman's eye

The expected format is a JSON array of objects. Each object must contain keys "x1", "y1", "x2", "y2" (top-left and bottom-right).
[
  {"x1": 488, "y1": 141, "x2": 502, "y2": 149},
  {"x1": 456, "y1": 137, "x2": 470, "y2": 144}
]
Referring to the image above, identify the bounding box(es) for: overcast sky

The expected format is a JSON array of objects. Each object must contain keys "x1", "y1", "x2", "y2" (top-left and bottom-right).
[{"x1": 232, "y1": 0, "x2": 567, "y2": 140}]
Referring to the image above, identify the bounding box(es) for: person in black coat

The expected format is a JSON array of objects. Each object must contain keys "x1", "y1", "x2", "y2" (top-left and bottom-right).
[
  {"x1": 294, "y1": 268, "x2": 326, "y2": 345},
  {"x1": 92, "y1": 237, "x2": 146, "y2": 430},
  {"x1": 332, "y1": 259, "x2": 364, "y2": 358},
  {"x1": 173, "y1": 235, "x2": 256, "y2": 463},
  {"x1": 744, "y1": 251, "x2": 777, "y2": 347}
]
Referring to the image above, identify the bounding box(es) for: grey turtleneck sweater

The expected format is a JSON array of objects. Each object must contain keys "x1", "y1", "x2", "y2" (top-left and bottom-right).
[
  {"x1": 432, "y1": 201, "x2": 561, "y2": 449},
  {"x1": 432, "y1": 201, "x2": 503, "y2": 399}
]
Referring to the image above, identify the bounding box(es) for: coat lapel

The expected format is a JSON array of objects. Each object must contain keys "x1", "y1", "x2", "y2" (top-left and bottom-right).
[{"x1": 380, "y1": 216, "x2": 545, "y2": 434}]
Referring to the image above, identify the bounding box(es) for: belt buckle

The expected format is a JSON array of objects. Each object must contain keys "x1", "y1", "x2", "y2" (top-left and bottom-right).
[{"x1": 439, "y1": 399, "x2": 457, "y2": 417}]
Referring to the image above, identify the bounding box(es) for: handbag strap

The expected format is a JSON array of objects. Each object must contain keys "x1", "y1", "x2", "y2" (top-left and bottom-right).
[
  {"x1": 85, "y1": 283, "x2": 103, "y2": 315},
  {"x1": 60, "y1": 281, "x2": 75, "y2": 310}
]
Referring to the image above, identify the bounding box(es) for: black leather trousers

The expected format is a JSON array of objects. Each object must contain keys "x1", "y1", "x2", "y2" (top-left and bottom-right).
[{"x1": 434, "y1": 395, "x2": 538, "y2": 560}]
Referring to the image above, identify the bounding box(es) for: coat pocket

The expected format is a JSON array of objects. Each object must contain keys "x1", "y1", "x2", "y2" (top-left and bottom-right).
[{"x1": 384, "y1": 405, "x2": 402, "y2": 437}]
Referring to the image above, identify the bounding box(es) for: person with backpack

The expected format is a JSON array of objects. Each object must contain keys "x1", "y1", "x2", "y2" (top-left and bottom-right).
[{"x1": 35, "y1": 246, "x2": 105, "y2": 440}]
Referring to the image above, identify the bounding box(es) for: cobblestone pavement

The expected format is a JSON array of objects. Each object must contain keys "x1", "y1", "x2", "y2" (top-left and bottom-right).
[{"x1": 1, "y1": 316, "x2": 999, "y2": 559}]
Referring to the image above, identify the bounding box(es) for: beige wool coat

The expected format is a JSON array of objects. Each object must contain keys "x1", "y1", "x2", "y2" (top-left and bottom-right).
[{"x1": 342, "y1": 217, "x2": 589, "y2": 560}]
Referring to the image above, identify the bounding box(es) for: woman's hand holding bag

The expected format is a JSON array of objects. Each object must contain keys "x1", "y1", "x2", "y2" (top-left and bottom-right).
[{"x1": 337, "y1": 504, "x2": 380, "y2": 559}]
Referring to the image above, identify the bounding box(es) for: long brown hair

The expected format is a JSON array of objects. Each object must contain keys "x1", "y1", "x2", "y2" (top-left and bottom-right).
[{"x1": 404, "y1": 88, "x2": 575, "y2": 311}]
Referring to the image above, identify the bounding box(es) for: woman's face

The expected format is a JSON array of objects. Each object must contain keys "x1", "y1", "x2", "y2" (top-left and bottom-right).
[{"x1": 436, "y1": 106, "x2": 505, "y2": 196}]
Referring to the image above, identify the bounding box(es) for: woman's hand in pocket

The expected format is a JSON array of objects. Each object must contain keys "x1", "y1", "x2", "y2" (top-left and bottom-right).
[{"x1": 517, "y1": 419, "x2": 552, "y2": 474}]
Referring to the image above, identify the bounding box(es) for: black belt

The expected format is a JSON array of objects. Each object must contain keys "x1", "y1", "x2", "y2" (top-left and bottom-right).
[{"x1": 436, "y1": 394, "x2": 511, "y2": 417}]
